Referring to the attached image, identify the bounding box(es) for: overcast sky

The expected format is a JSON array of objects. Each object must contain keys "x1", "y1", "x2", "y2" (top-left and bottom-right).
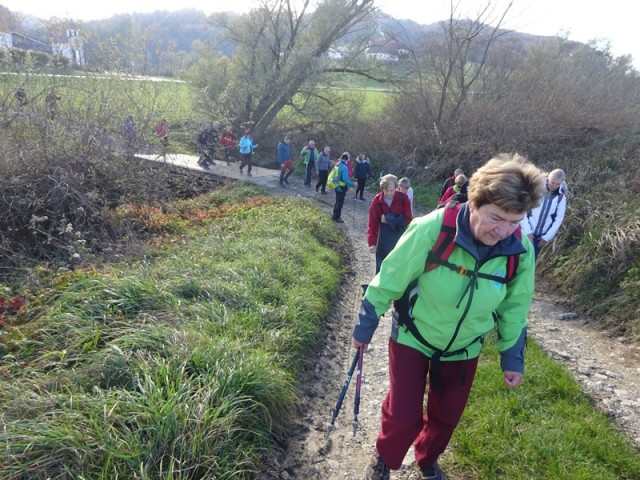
[{"x1": 2, "y1": 0, "x2": 636, "y2": 67}]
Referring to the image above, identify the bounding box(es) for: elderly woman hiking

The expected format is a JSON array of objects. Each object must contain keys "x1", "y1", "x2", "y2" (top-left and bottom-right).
[
  {"x1": 367, "y1": 174, "x2": 413, "y2": 273},
  {"x1": 354, "y1": 154, "x2": 546, "y2": 480}
]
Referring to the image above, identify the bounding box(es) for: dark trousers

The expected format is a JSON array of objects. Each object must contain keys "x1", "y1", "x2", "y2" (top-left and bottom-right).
[
  {"x1": 240, "y1": 153, "x2": 252, "y2": 173},
  {"x1": 376, "y1": 339, "x2": 478, "y2": 470},
  {"x1": 316, "y1": 170, "x2": 329, "y2": 192},
  {"x1": 332, "y1": 189, "x2": 347, "y2": 220},
  {"x1": 304, "y1": 160, "x2": 315, "y2": 186},
  {"x1": 532, "y1": 234, "x2": 543, "y2": 258},
  {"x1": 355, "y1": 178, "x2": 367, "y2": 198}
]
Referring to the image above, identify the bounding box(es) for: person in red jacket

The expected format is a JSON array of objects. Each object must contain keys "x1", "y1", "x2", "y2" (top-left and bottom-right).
[
  {"x1": 438, "y1": 174, "x2": 468, "y2": 207},
  {"x1": 220, "y1": 126, "x2": 236, "y2": 164},
  {"x1": 368, "y1": 174, "x2": 413, "y2": 273}
]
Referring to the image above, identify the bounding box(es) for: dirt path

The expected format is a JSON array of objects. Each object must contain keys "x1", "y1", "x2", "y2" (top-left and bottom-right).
[{"x1": 144, "y1": 154, "x2": 640, "y2": 479}]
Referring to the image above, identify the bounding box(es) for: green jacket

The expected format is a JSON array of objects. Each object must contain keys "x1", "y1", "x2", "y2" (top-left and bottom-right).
[
  {"x1": 353, "y1": 204, "x2": 534, "y2": 372},
  {"x1": 300, "y1": 146, "x2": 319, "y2": 165}
]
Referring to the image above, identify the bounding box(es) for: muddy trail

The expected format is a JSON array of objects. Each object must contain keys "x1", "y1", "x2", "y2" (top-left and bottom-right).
[{"x1": 144, "y1": 154, "x2": 640, "y2": 479}]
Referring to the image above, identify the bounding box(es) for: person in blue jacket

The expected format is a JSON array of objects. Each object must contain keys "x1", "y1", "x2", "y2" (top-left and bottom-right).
[
  {"x1": 238, "y1": 129, "x2": 257, "y2": 176},
  {"x1": 332, "y1": 153, "x2": 356, "y2": 223},
  {"x1": 277, "y1": 135, "x2": 293, "y2": 187}
]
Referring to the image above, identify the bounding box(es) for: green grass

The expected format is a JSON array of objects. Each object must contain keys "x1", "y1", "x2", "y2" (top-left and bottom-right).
[
  {"x1": 0, "y1": 185, "x2": 346, "y2": 479},
  {"x1": 412, "y1": 181, "x2": 441, "y2": 213},
  {"x1": 447, "y1": 335, "x2": 640, "y2": 479}
]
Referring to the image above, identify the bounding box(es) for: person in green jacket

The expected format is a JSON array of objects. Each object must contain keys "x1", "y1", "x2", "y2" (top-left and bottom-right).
[
  {"x1": 300, "y1": 139, "x2": 319, "y2": 187},
  {"x1": 355, "y1": 154, "x2": 546, "y2": 480}
]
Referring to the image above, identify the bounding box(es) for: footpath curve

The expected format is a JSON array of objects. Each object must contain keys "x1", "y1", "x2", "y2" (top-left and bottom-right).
[{"x1": 140, "y1": 153, "x2": 640, "y2": 479}]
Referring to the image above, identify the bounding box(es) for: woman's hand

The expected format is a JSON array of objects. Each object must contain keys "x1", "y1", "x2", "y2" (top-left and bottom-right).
[
  {"x1": 503, "y1": 370, "x2": 523, "y2": 388},
  {"x1": 381, "y1": 214, "x2": 387, "y2": 224},
  {"x1": 353, "y1": 338, "x2": 368, "y2": 351},
  {"x1": 369, "y1": 245, "x2": 376, "y2": 253}
]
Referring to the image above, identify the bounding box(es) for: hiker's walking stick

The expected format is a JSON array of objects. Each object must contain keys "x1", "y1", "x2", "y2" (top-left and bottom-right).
[
  {"x1": 352, "y1": 345, "x2": 364, "y2": 437},
  {"x1": 326, "y1": 347, "x2": 361, "y2": 438}
]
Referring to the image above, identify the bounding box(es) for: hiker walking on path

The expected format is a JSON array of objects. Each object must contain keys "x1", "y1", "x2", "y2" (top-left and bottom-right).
[
  {"x1": 220, "y1": 126, "x2": 236, "y2": 164},
  {"x1": 520, "y1": 168, "x2": 567, "y2": 259},
  {"x1": 315, "y1": 146, "x2": 332, "y2": 193},
  {"x1": 301, "y1": 140, "x2": 319, "y2": 187},
  {"x1": 155, "y1": 118, "x2": 169, "y2": 158},
  {"x1": 196, "y1": 122, "x2": 219, "y2": 169},
  {"x1": 439, "y1": 168, "x2": 464, "y2": 199},
  {"x1": 122, "y1": 115, "x2": 137, "y2": 155},
  {"x1": 278, "y1": 135, "x2": 294, "y2": 187},
  {"x1": 355, "y1": 153, "x2": 373, "y2": 201},
  {"x1": 331, "y1": 153, "x2": 356, "y2": 223},
  {"x1": 397, "y1": 177, "x2": 414, "y2": 216},
  {"x1": 367, "y1": 174, "x2": 413, "y2": 273},
  {"x1": 354, "y1": 154, "x2": 545, "y2": 480},
  {"x1": 438, "y1": 174, "x2": 468, "y2": 207},
  {"x1": 238, "y1": 129, "x2": 257, "y2": 176},
  {"x1": 156, "y1": 118, "x2": 169, "y2": 144}
]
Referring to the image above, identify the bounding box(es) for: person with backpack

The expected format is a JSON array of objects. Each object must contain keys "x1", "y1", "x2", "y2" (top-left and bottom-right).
[
  {"x1": 300, "y1": 140, "x2": 319, "y2": 187},
  {"x1": 196, "y1": 122, "x2": 219, "y2": 169},
  {"x1": 355, "y1": 153, "x2": 373, "y2": 200},
  {"x1": 277, "y1": 135, "x2": 294, "y2": 187},
  {"x1": 437, "y1": 174, "x2": 468, "y2": 207},
  {"x1": 315, "y1": 146, "x2": 332, "y2": 193},
  {"x1": 439, "y1": 168, "x2": 464, "y2": 199},
  {"x1": 520, "y1": 168, "x2": 567, "y2": 259},
  {"x1": 331, "y1": 153, "x2": 356, "y2": 223},
  {"x1": 368, "y1": 174, "x2": 413, "y2": 273},
  {"x1": 354, "y1": 154, "x2": 546, "y2": 480}
]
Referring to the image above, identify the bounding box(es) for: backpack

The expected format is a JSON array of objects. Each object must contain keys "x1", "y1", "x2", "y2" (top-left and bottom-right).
[
  {"x1": 391, "y1": 203, "x2": 522, "y2": 387},
  {"x1": 327, "y1": 164, "x2": 341, "y2": 189}
]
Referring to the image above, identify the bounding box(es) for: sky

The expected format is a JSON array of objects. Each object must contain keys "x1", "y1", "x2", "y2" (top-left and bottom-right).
[{"x1": 2, "y1": 0, "x2": 637, "y2": 67}]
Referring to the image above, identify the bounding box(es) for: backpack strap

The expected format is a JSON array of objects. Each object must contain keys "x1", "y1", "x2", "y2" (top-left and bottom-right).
[
  {"x1": 425, "y1": 203, "x2": 461, "y2": 273},
  {"x1": 424, "y1": 203, "x2": 520, "y2": 283}
]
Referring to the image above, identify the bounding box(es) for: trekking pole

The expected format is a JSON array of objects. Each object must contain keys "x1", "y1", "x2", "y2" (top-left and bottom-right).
[
  {"x1": 326, "y1": 347, "x2": 360, "y2": 438},
  {"x1": 352, "y1": 345, "x2": 364, "y2": 437}
]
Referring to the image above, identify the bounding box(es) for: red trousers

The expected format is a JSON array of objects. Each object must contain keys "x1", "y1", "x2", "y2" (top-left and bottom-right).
[{"x1": 375, "y1": 339, "x2": 478, "y2": 469}]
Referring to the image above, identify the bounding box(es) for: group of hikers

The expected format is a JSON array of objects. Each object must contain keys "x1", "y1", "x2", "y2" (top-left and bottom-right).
[
  {"x1": 272, "y1": 143, "x2": 568, "y2": 479},
  {"x1": 280, "y1": 137, "x2": 569, "y2": 480},
  {"x1": 122, "y1": 119, "x2": 569, "y2": 480}
]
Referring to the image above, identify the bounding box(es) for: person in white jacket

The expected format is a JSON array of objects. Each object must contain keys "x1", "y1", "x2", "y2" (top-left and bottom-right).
[{"x1": 520, "y1": 168, "x2": 567, "y2": 258}]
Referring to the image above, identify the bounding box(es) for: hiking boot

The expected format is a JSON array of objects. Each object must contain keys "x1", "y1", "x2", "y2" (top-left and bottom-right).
[
  {"x1": 365, "y1": 451, "x2": 390, "y2": 480},
  {"x1": 247, "y1": 172, "x2": 253, "y2": 177},
  {"x1": 333, "y1": 218, "x2": 344, "y2": 223},
  {"x1": 418, "y1": 463, "x2": 446, "y2": 480}
]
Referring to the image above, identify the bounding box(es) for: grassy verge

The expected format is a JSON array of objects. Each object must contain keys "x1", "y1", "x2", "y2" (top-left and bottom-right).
[
  {"x1": 449, "y1": 335, "x2": 640, "y2": 479},
  {"x1": 0, "y1": 185, "x2": 346, "y2": 479}
]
